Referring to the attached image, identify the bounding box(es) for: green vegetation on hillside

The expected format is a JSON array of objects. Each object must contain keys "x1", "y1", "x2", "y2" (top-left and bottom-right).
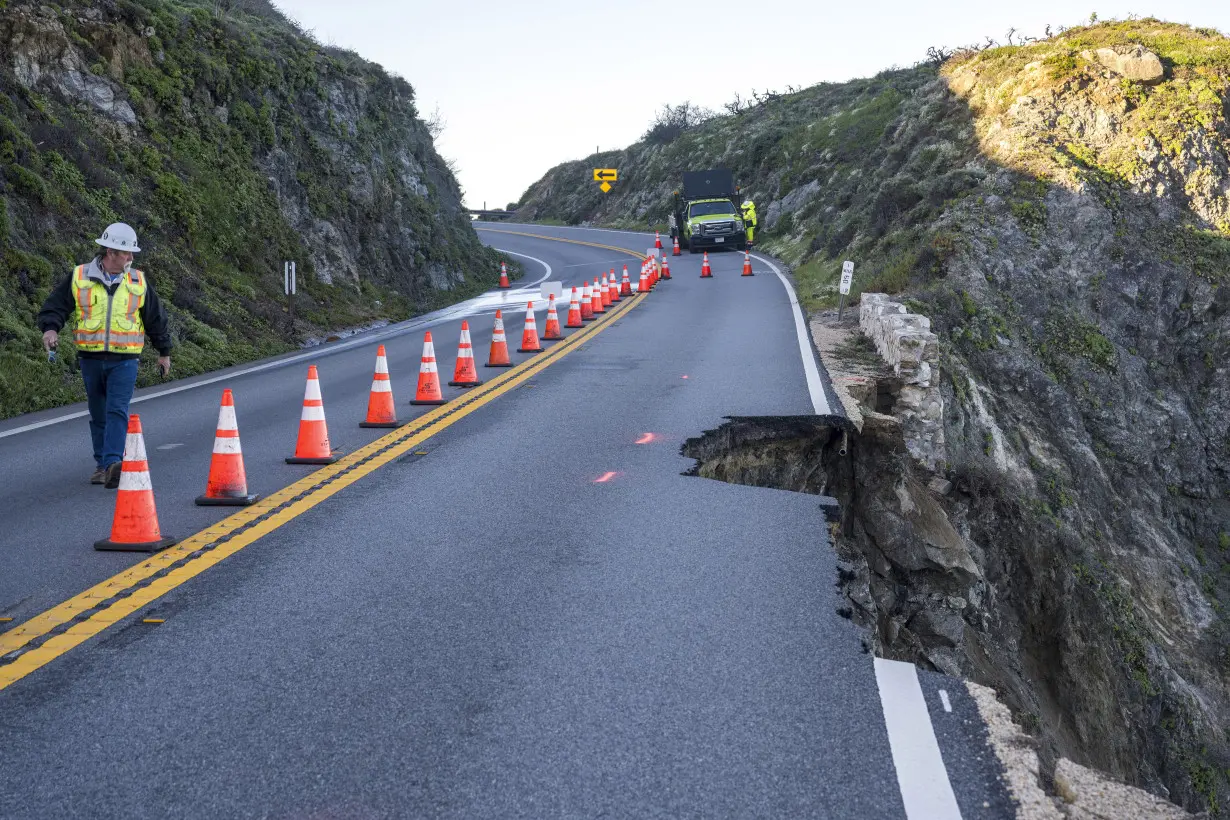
[{"x1": 0, "y1": 0, "x2": 500, "y2": 418}]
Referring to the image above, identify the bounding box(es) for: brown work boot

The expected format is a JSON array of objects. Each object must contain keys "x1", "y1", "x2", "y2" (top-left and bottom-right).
[
  {"x1": 104, "y1": 462, "x2": 122, "y2": 489},
  {"x1": 90, "y1": 467, "x2": 106, "y2": 485}
]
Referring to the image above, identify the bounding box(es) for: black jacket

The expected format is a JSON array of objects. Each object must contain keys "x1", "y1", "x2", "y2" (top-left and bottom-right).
[{"x1": 38, "y1": 266, "x2": 173, "y2": 358}]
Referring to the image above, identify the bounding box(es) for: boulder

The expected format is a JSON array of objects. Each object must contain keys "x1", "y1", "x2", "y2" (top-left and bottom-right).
[{"x1": 1090, "y1": 45, "x2": 1165, "y2": 84}]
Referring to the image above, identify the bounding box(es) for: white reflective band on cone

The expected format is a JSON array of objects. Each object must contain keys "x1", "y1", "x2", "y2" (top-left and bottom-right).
[
  {"x1": 424, "y1": 342, "x2": 435, "y2": 357},
  {"x1": 375, "y1": 357, "x2": 389, "y2": 375},
  {"x1": 421, "y1": 362, "x2": 438, "y2": 373},
  {"x1": 213, "y1": 437, "x2": 243, "y2": 455},
  {"x1": 371, "y1": 380, "x2": 392, "y2": 393},
  {"x1": 118, "y1": 470, "x2": 153, "y2": 492},
  {"x1": 124, "y1": 432, "x2": 147, "y2": 462},
  {"x1": 217, "y1": 405, "x2": 238, "y2": 431},
  {"x1": 304, "y1": 379, "x2": 322, "y2": 401},
  {"x1": 301, "y1": 405, "x2": 326, "y2": 422}
]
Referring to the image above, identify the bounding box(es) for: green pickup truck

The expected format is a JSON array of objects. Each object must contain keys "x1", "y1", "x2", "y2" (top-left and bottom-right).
[{"x1": 668, "y1": 169, "x2": 747, "y2": 253}]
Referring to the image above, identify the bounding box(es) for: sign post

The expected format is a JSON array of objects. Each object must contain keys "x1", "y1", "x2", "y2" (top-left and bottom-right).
[
  {"x1": 593, "y1": 168, "x2": 618, "y2": 193},
  {"x1": 838, "y1": 260, "x2": 854, "y2": 321},
  {"x1": 284, "y1": 261, "x2": 297, "y2": 327}
]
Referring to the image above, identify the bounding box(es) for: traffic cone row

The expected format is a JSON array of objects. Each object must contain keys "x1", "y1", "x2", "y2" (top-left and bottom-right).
[
  {"x1": 360, "y1": 345, "x2": 399, "y2": 428},
  {"x1": 566, "y1": 287, "x2": 584, "y2": 327},
  {"x1": 95, "y1": 414, "x2": 176, "y2": 552},
  {"x1": 449, "y1": 323, "x2": 482, "y2": 387},
  {"x1": 93, "y1": 255, "x2": 675, "y2": 552},
  {"x1": 543, "y1": 294, "x2": 563, "y2": 340},
  {"x1": 197, "y1": 389, "x2": 261, "y2": 505}
]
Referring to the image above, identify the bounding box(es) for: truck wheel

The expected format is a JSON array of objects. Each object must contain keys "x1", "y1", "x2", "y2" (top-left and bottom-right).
[{"x1": 688, "y1": 239, "x2": 698, "y2": 254}]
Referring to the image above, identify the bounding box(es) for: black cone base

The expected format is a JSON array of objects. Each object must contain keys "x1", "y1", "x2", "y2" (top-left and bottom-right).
[
  {"x1": 286, "y1": 455, "x2": 340, "y2": 464},
  {"x1": 94, "y1": 536, "x2": 177, "y2": 553},
  {"x1": 195, "y1": 493, "x2": 260, "y2": 506}
]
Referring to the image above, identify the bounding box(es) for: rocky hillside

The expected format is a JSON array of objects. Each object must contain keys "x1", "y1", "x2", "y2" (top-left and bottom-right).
[
  {"x1": 0, "y1": 0, "x2": 502, "y2": 418},
  {"x1": 519, "y1": 19, "x2": 1230, "y2": 817}
]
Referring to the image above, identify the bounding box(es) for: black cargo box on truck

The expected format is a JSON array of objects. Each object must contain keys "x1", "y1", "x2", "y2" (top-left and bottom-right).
[{"x1": 682, "y1": 169, "x2": 737, "y2": 201}]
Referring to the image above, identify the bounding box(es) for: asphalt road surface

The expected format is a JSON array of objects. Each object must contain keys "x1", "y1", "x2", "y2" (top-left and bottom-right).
[{"x1": 0, "y1": 224, "x2": 1012, "y2": 818}]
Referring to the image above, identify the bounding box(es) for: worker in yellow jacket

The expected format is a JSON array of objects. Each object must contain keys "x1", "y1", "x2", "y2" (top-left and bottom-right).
[
  {"x1": 741, "y1": 199, "x2": 758, "y2": 247},
  {"x1": 38, "y1": 223, "x2": 172, "y2": 488}
]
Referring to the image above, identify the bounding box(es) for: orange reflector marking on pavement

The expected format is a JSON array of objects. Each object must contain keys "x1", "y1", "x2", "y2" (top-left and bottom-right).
[
  {"x1": 635, "y1": 433, "x2": 657, "y2": 445},
  {"x1": 0, "y1": 618, "x2": 12, "y2": 623},
  {"x1": 141, "y1": 618, "x2": 165, "y2": 624},
  {"x1": 593, "y1": 471, "x2": 618, "y2": 483}
]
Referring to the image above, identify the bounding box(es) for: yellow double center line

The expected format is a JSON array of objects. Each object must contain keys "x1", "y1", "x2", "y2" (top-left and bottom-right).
[{"x1": 0, "y1": 234, "x2": 647, "y2": 690}]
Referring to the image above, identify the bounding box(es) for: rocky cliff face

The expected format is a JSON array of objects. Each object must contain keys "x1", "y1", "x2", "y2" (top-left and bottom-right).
[
  {"x1": 0, "y1": 0, "x2": 500, "y2": 418},
  {"x1": 523, "y1": 19, "x2": 1230, "y2": 817}
]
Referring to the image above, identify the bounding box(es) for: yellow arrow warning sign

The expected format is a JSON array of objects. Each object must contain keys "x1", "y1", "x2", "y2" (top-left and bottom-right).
[{"x1": 593, "y1": 168, "x2": 618, "y2": 181}]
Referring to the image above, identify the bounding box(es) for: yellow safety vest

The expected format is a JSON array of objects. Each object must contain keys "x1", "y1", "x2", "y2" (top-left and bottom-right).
[
  {"x1": 742, "y1": 204, "x2": 757, "y2": 225},
  {"x1": 71, "y1": 265, "x2": 147, "y2": 354}
]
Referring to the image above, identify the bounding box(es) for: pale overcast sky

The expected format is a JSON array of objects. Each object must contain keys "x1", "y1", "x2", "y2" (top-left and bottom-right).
[{"x1": 275, "y1": 1, "x2": 1227, "y2": 210}]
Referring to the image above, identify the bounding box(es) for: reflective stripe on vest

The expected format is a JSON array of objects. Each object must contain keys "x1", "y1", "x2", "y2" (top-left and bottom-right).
[{"x1": 71, "y1": 265, "x2": 148, "y2": 353}]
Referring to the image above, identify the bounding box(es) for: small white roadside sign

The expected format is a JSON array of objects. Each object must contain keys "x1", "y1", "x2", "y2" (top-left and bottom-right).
[{"x1": 839, "y1": 260, "x2": 854, "y2": 295}]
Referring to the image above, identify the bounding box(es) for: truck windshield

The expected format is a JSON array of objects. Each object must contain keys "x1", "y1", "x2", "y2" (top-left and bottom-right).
[{"x1": 689, "y1": 201, "x2": 736, "y2": 217}]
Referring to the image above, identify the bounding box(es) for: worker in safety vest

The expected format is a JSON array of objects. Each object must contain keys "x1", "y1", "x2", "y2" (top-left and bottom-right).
[
  {"x1": 38, "y1": 223, "x2": 172, "y2": 488},
  {"x1": 741, "y1": 199, "x2": 758, "y2": 247}
]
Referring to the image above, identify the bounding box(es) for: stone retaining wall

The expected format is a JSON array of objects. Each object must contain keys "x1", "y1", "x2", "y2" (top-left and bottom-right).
[{"x1": 859, "y1": 293, "x2": 946, "y2": 470}]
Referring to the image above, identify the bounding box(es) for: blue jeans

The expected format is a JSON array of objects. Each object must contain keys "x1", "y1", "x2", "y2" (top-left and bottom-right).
[{"x1": 80, "y1": 357, "x2": 140, "y2": 469}]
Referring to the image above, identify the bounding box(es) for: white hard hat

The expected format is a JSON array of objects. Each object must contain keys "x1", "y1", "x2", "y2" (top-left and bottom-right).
[
  {"x1": 742, "y1": 200, "x2": 753, "y2": 207},
  {"x1": 95, "y1": 223, "x2": 141, "y2": 253}
]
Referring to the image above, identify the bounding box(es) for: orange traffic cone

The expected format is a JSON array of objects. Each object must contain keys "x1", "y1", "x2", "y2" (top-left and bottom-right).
[
  {"x1": 543, "y1": 294, "x2": 563, "y2": 340},
  {"x1": 581, "y1": 283, "x2": 595, "y2": 320},
  {"x1": 518, "y1": 302, "x2": 543, "y2": 352},
  {"x1": 358, "y1": 345, "x2": 399, "y2": 428},
  {"x1": 95, "y1": 414, "x2": 176, "y2": 552},
  {"x1": 654, "y1": 230, "x2": 663, "y2": 249},
  {"x1": 701, "y1": 251, "x2": 713, "y2": 278},
  {"x1": 287, "y1": 365, "x2": 339, "y2": 464},
  {"x1": 409, "y1": 332, "x2": 447, "y2": 405},
  {"x1": 609, "y1": 269, "x2": 621, "y2": 303},
  {"x1": 638, "y1": 265, "x2": 649, "y2": 293},
  {"x1": 742, "y1": 250, "x2": 754, "y2": 276},
  {"x1": 649, "y1": 258, "x2": 659, "y2": 287},
  {"x1": 600, "y1": 273, "x2": 613, "y2": 307},
  {"x1": 672, "y1": 235, "x2": 681, "y2": 256},
  {"x1": 565, "y1": 287, "x2": 584, "y2": 328},
  {"x1": 449, "y1": 321, "x2": 483, "y2": 387},
  {"x1": 591, "y1": 279, "x2": 606, "y2": 314},
  {"x1": 620, "y1": 266, "x2": 633, "y2": 296},
  {"x1": 197, "y1": 389, "x2": 261, "y2": 505},
  {"x1": 661, "y1": 257, "x2": 672, "y2": 280},
  {"x1": 486, "y1": 309, "x2": 513, "y2": 367},
  {"x1": 497, "y1": 261, "x2": 511, "y2": 289}
]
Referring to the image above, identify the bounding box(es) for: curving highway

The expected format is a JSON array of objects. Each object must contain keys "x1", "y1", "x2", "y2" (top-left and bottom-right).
[{"x1": 0, "y1": 224, "x2": 1012, "y2": 818}]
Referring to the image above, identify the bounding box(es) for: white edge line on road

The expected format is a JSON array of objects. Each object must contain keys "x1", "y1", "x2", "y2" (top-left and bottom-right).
[
  {"x1": 494, "y1": 249, "x2": 552, "y2": 289},
  {"x1": 874, "y1": 657, "x2": 964, "y2": 820},
  {"x1": 752, "y1": 254, "x2": 833, "y2": 416},
  {"x1": 0, "y1": 248, "x2": 552, "y2": 440}
]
